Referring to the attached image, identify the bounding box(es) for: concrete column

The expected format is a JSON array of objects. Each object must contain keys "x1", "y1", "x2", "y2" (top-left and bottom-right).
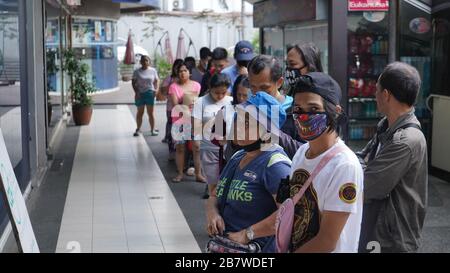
[
  {"x1": 24, "y1": 0, "x2": 48, "y2": 187},
  {"x1": 328, "y1": 0, "x2": 348, "y2": 139}
]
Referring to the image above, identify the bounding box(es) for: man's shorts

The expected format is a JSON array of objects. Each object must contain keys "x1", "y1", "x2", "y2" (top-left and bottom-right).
[
  {"x1": 200, "y1": 149, "x2": 221, "y2": 185},
  {"x1": 135, "y1": 90, "x2": 155, "y2": 107}
]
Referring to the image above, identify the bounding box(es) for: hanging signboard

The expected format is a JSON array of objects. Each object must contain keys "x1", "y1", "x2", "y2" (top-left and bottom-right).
[
  {"x1": 254, "y1": 0, "x2": 316, "y2": 28},
  {"x1": 0, "y1": 128, "x2": 39, "y2": 253},
  {"x1": 348, "y1": 0, "x2": 389, "y2": 11}
]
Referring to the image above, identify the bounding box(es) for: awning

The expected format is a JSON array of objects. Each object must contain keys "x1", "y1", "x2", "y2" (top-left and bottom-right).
[{"x1": 112, "y1": 0, "x2": 161, "y2": 13}]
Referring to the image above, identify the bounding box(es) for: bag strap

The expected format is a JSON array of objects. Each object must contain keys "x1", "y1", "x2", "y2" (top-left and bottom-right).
[
  {"x1": 292, "y1": 145, "x2": 347, "y2": 205},
  {"x1": 369, "y1": 122, "x2": 421, "y2": 161}
]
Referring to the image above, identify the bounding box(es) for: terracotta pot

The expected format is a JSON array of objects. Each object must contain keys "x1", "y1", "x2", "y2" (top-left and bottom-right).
[
  {"x1": 72, "y1": 104, "x2": 93, "y2": 126},
  {"x1": 122, "y1": 75, "x2": 132, "y2": 82}
]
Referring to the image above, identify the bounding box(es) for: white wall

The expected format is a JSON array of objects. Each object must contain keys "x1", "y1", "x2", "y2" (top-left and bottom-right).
[{"x1": 118, "y1": 13, "x2": 257, "y2": 60}]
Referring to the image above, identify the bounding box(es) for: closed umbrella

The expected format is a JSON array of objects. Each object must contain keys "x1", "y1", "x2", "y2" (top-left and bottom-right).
[
  {"x1": 175, "y1": 29, "x2": 186, "y2": 60},
  {"x1": 124, "y1": 31, "x2": 135, "y2": 65},
  {"x1": 164, "y1": 35, "x2": 174, "y2": 65}
]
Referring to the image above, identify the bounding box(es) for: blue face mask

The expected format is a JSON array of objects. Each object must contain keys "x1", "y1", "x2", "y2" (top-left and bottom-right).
[{"x1": 294, "y1": 112, "x2": 328, "y2": 141}]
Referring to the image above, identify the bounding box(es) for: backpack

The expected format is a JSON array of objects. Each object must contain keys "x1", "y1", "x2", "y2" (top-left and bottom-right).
[{"x1": 275, "y1": 146, "x2": 347, "y2": 253}]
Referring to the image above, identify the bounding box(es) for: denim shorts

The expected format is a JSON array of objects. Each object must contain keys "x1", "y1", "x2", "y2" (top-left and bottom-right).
[{"x1": 135, "y1": 91, "x2": 155, "y2": 107}]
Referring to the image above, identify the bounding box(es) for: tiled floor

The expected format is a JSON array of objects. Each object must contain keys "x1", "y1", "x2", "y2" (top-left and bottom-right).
[{"x1": 55, "y1": 105, "x2": 200, "y2": 253}]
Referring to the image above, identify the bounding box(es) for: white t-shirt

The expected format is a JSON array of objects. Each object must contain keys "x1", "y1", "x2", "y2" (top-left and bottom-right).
[
  {"x1": 290, "y1": 139, "x2": 364, "y2": 253},
  {"x1": 133, "y1": 67, "x2": 159, "y2": 93},
  {"x1": 192, "y1": 94, "x2": 233, "y2": 151}
]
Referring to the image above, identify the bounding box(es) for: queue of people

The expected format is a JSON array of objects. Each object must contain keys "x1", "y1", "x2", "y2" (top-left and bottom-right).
[{"x1": 131, "y1": 40, "x2": 428, "y2": 253}]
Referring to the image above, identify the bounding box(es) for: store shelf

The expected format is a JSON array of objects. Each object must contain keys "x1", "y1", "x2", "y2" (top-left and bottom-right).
[
  {"x1": 348, "y1": 116, "x2": 381, "y2": 120},
  {"x1": 348, "y1": 97, "x2": 377, "y2": 101}
]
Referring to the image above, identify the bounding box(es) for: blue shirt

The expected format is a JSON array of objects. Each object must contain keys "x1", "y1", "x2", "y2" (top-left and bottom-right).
[
  {"x1": 216, "y1": 145, "x2": 292, "y2": 252},
  {"x1": 221, "y1": 65, "x2": 239, "y2": 93}
]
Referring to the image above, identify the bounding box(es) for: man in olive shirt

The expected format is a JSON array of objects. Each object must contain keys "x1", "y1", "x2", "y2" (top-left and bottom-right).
[{"x1": 358, "y1": 62, "x2": 428, "y2": 253}]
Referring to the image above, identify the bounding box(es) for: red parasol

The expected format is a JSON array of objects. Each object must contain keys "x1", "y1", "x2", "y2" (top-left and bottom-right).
[
  {"x1": 124, "y1": 30, "x2": 135, "y2": 65},
  {"x1": 164, "y1": 35, "x2": 174, "y2": 65},
  {"x1": 175, "y1": 29, "x2": 186, "y2": 60}
]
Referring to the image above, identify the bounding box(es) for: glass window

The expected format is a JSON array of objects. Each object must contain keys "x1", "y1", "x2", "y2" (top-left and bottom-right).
[
  {"x1": 432, "y1": 10, "x2": 450, "y2": 97},
  {"x1": 284, "y1": 21, "x2": 329, "y2": 73},
  {"x1": 262, "y1": 27, "x2": 284, "y2": 65},
  {"x1": 347, "y1": 10, "x2": 389, "y2": 147},
  {"x1": 71, "y1": 18, "x2": 118, "y2": 91},
  {"x1": 399, "y1": 1, "x2": 432, "y2": 119},
  {"x1": 0, "y1": 0, "x2": 22, "y2": 232},
  {"x1": 0, "y1": 0, "x2": 21, "y2": 169}
]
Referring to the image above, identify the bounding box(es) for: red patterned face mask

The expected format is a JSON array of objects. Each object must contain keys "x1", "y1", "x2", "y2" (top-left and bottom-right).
[{"x1": 293, "y1": 112, "x2": 329, "y2": 141}]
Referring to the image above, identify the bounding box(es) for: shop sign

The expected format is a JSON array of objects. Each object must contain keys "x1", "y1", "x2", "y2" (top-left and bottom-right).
[
  {"x1": 409, "y1": 17, "x2": 431, "y2": 34},
  {"x1": 254, "y1": 0, "x2": 316, "y2": 28},
  {"x1": 0, "y1": 128, "x2": 40, "y2": 253},
  {"x1": 348, "y1": 0, "x2": 389, "y2": 11}
]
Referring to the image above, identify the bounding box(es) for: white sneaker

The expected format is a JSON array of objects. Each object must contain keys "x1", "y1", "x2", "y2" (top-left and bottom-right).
[{"x1": 186, "y1": 167, "x2": 195, "y2": 176}]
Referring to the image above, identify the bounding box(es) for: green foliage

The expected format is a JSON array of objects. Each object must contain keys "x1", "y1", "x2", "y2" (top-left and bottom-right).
[
  {"x1": 63, "y1": 49, "x2": 96, "y2": 106},
  {"x1": 252, "y1": 32, "x2": 260, "y2": 55},
  {"x1": 154, "y1": 55, "x2": 171, "y2": 80}
]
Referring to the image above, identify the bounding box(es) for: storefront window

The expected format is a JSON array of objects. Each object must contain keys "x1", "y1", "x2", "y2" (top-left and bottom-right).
[
  {"x1": 0, "y1": 0, "x2": 24, "y2": 232},
  {"x1": 399, "y1": 0, "x2": 432, "y2": 119},
  {"x1": 432, "y1": 10, "x2": 450, "y2": 97},
  {"x1": 398, "y1": 0, "x2": 432, "y2": 143},
  {"x1": 347, "y1": 10, "x2": 389, "y2": 145},
  {"x1": 262, "y1": 27, "x2": 284, "y2": 65},
  {"x1": 72, "y1": 18, "x2": 118, "y2": 91},
  {"x1": 0, "y1": 0, "x2": 21, "y2": 169},
  {"x1": 284, "y1": 21, "x2": 329, "y2": 73}
]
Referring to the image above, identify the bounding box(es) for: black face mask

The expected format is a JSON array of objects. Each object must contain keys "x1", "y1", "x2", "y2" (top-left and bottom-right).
[
  {"x1": 240, "y1": 139, "x2": 262, "y2": 153},
  {"x1": 284, "y1": 66, "x2": 307, "y2": 86}
]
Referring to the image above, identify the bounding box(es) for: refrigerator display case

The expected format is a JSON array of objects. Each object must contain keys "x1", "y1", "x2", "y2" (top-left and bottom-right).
[{"x1": 347, "y1": 11, "x2": 389, "y2": 147}]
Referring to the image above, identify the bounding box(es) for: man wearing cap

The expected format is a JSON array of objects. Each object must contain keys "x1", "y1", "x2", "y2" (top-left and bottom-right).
[
  {"x1": 205, "y1": 92, "x2": 292, "y2": 253},
  {"x1": 221, "y1": 40, "x2": 255, "y2": 94},
  {"x1": 285, "y1": 72, "x2": 364, "y2": 253}
]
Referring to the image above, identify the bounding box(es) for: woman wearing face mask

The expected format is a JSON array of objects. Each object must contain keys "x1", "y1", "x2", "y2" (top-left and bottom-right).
[
  {"x1": 284, "y1": 43, "x2": 323, "y2": 97},
  {"x1": 279, "y1": 72, "x2": 364, "y2": 253},
  {"x1": 205, "y1": 92, "x2": 292, "y2": 253}
]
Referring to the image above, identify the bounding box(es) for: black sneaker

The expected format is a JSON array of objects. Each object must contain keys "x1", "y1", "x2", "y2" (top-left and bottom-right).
[{"x1": 133, "y1": 130, "x2": 141, "y2": 137}]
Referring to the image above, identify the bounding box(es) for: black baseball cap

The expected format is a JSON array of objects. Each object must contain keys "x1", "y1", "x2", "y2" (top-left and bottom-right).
[{"x1": 292, "y1": 72, "x2": 342, "y2": 106}]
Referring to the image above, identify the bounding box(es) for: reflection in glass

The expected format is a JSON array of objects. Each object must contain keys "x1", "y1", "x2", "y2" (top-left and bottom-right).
[{"x1": 0, "y1": 0, "x2": 22, "y2": 168}]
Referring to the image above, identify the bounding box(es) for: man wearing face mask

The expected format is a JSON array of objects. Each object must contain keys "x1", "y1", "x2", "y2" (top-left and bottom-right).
[
  {"x1": 282, "y1": 72, "x2": 364, "y2": 253},
  {"x1": 247, "y1": 55, "x2": 304, "y2": 159},
  {"x1": 284, "y1": 43, "x2": 324, "y2": 96},
  {"x1": 221, "y1": 40, "x2": 255, "y2": 94}
]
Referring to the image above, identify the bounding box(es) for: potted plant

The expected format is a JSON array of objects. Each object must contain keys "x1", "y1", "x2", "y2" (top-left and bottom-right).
[{"x1": 63, "y1": 48, "x2": 96, "y2": 126}]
